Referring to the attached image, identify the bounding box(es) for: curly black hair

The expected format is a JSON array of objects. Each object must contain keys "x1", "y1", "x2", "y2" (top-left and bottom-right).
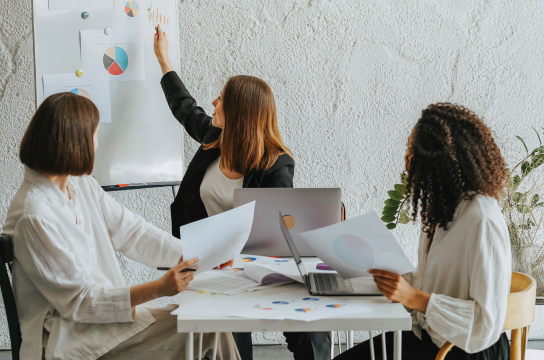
[{"x1": 406, "y1": 103, "x2": 507, "y2": 237}]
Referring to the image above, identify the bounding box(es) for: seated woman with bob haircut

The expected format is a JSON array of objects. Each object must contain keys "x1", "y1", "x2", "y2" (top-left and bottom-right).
[
  {"x1": 335, "y1": 103, "x2": 511, "y2": 360},
  {"x1": 3, "y1": 93, "x2": 240, "y2": 360}
]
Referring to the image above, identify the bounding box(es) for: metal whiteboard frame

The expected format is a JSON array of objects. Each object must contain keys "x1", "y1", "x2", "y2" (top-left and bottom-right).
[{"x1": 31, "y1": 0, "x2": 183, "y2": 189}]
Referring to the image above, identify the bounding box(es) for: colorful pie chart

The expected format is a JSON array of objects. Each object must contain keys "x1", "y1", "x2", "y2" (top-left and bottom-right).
[
  {"x1": 71, "y1": 88, "x2": 91, "y2": 100},
  {"x1": 103, "y1": 46, "x2": 129, "y2": 76},
  {"x1": 232, "y1": 268, "x2": 244, "y2": 272},
  {"x1": 272, "y1": 301, "x2": 289, "y2": 305},
  {"x1": 295, "y1": 308, "x2": 312, "y2": 312},
  {"x1": 242, "y1": 257, "x2": 257, "y2": 262},
  {"x1": 326, "y1": 304, "x2": 343, "y2": 308},
  {"x1": 332, "y1": 234, "x2": 375, "y2": 270},
  {"x1": 303, "y1": 297, "x2": 320, "y2": 301},
  {"x1": 124, "y1": 1, "x2": 139, "y2": 17}
]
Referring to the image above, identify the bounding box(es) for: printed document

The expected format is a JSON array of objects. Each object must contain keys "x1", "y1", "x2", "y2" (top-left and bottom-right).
[{"x1": 297, "y1": 212, "x2": 415, "y2": 279}]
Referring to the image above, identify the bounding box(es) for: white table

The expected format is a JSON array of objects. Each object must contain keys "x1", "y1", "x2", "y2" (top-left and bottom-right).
[{"x1": 177, "y1": 282, "x2": 412, "y2": 359}]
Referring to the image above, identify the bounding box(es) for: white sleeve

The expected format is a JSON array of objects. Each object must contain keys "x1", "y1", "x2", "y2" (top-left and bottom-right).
[
  {"x1": 425, "y1": 220, "x2": 511, "y2": 353},
  {"x1": 89, "y1": 178, "x2": 183, "y2": 268},
  {"x1": 15, "y1": 216, "x2": 134, "y2": 324}
]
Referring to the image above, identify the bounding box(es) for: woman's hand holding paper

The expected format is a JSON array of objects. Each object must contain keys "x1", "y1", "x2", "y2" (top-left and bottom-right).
[
  {"x1": 369, "y1": 269, "x2": 430, "y2": 314},
  {"x1": 156, "y1": 258, "x2": 200, "y2": 297}
]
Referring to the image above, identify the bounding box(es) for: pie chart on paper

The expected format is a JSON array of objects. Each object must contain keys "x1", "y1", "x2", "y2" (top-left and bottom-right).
[
  {"x1": 103, "y1": 46, "x2": 129, "y2": 76},
  {"x1": 124, "y1": 1, "x2": 140, "y2": 17},
  {"x1": 71, "y1": 88, "x2": 91, "y2": 100},
  {"x1": 332, "y1": 234, "x2": 375, "y2": 270}
]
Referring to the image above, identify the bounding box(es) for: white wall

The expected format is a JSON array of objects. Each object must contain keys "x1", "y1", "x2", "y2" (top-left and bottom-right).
[{"x1": 0, "y1": 0, "x2": 543, "y2": 348}]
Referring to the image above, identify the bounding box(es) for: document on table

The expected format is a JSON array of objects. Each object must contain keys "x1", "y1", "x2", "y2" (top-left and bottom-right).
[
  {"x1": 180, "y1": 202, "x2": 255, "y2": 273},
  {"x1": 298, "y1": 212, "x2": 415, "y2": 279},
  {"x1": 244, "y1": 259, "x2": 302, "y2": 284},
  {"x1": 173, "y1": 289, "x2": 370, "y2": 322},
  {"x1": 187, "y1": 272, "x2": 259, "y2": 295}
]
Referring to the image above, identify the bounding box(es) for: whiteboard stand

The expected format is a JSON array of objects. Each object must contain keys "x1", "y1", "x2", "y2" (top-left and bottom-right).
[{"x1": 32, "y1": 0, "x2": 184, "y2": 190}]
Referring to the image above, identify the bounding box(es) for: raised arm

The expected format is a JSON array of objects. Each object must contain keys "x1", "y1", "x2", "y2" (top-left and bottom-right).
[{"x1": 154, "y1": 25, "x2": 213, "y2": 144}]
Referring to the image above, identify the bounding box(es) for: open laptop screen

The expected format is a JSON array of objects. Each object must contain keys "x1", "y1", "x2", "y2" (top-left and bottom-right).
[{"x1": 279, "y1": 212, "x2": 308, "y2": 277}]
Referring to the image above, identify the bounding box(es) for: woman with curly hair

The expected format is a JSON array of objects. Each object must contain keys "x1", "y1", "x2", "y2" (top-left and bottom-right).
[{"x1": 335, "y1": 103, "x2": 511, "y2": 360}]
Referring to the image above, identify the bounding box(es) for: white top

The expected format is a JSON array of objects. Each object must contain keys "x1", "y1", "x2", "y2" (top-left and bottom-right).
[
  {"x1": 2, "y1": 167, "x2": 184, "y2": 360},
  {"x1": 200, "y1": 157, "x2": 244, "y2": 217},
  {"x1": 409, "y1": 195, "x2": 511, "y2": 353}
]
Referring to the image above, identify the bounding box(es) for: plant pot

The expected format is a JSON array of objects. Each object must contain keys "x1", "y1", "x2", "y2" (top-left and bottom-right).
[{"x1": 511, "y1": 245, "x2": 535, "y2": 276}]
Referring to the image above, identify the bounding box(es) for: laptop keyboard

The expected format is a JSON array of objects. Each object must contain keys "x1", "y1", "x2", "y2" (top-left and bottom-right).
[{"x1": 312, "y1": 273, "x2": 346, "y2": 293}]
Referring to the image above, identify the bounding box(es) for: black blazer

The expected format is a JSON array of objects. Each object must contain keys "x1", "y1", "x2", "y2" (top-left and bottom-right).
[{"x1": 161, "y1": 71, "x2": 295, "y2": 238}]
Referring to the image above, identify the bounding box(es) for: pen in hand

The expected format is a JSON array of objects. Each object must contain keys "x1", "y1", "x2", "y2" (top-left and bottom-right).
[{"x1": 157, "y1": 267, "x2": 196, "y2": 272}]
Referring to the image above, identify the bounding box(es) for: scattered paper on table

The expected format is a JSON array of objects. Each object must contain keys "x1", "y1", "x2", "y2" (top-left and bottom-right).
[
  {"x1": 49, "y1": 0, "x2": 112, "y2": 10},
  {"x1": 180, "y1": 202, "x2": 255, "y2": 274},
  {"x1": 187, "y1": 272, "x2": 259, "y2": 296},
  {"x1": 244, "y1": 259, "x2": 302, "y2": 284},
  {"x1": 173, "y1": 289, "x2": 370, "y2": 322},
  {"x1": 43, "y1": 72, "x2": 112, "y2": 123},
  {"x1": 298, "y1": 212, "x2": 415, "y2": 279},
  {"x1": 81, "y1": 30, "x2": 145, "y2": 82}
]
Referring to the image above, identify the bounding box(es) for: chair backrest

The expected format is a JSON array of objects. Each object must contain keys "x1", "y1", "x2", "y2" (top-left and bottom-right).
[
  {"x1": 503, "y1": 272, "x2": 536, "y2": 331},
  {"x1": 0, "y1": 234, "x2": 21, "y2": 360}
]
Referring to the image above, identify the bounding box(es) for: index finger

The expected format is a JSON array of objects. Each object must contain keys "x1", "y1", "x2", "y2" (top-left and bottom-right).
[
  {"x1": 158, "y1": 24, "x2": 164, "y2": 39},
  {"x1": 173, "y1": 257, "x2": 199, "y2": 272},
  {"x1": 369, "y1": 270, "x2": 399, "y2": 279}
]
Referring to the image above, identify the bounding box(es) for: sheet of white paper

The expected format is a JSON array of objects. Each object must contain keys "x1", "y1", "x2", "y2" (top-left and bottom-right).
[
  {"x1": 43, "y1": 72, "x2": 112, "y2": 123},
  {"x1": 181, "y1": 202, "x2": 255, "y2": 274},
  {"x1": 112, "y1": 0, "x2": 145, "y2": 30},
  {"x1": 247, "y1": 281, "x2": 293, "y2": 292},
  {"x1": 187, "y1": 272, "x2": 259, "y2": 295},
  {"x1": 173, "y1": 289, "x2": 370, "y2": 322},
  {"x1": 298, "y1": 212, "x2": 415, "y2": 279},
  {"x1": 244, "y1": 260, "x2": 302, "y2": 284},
  {"x1": 81, "y1": 30, "x2": 145, "y2": 82},
  {"x1": 49, "y1": 0, "x2": 112, "y2": 10}
]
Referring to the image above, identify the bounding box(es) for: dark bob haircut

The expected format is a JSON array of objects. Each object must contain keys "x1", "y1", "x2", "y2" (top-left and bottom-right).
[{"x1": 19, "y1": 92, "x2": 100, "y2": 176}]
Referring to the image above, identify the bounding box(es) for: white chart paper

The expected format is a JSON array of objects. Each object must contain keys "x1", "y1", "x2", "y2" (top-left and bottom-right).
[
  {"x1": 298, "y1": 212, "x2": 415, "y2": 279},
  {"x1": 49, "y1": 0, "x2": 112, "y2": 10},
  {"x1": 173, "y1": 290, "x2": 370, "y2": 322},
  {"x1": 81, "y1": 30, "x2": 145, "y2": 82},
  {"x1": 112, "y1": 0, "x2": 145, "y2": 30},
  {"x1": 43, "y1": 72, "x2": 112, "y2": 124},
  {"x1": 180, "y1": 202, "x2": 255, "y2": 274},
  {"x1": 187, "y1": 272, "x2": 259, "y2": 295}
]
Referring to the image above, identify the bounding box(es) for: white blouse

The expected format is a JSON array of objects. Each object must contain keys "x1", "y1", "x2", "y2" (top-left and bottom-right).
[
  {"x1": 2, "y1": 167, "x2": 184, "y2": 360},
  {"x1": 409, "y1": 195, "x2": 511, "y2": 353},
  {"x1": 200, "y1": 157, "x2": 244, "y2": 217}
]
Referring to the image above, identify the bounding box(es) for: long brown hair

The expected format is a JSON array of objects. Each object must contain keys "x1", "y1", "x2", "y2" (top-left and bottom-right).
[
  {"x1": 406, "y1": 103, "x2": 507, "y2": 236},
  {"x1": 20, "y1": 92, "x2": 99, "y2": 176},
  {"x1": 203, "y1": 75, "x2": 293, "y2": 175}
]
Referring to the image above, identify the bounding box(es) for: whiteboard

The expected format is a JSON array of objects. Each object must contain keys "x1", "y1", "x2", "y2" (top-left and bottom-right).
[{"x1": 32, "y1": 0, "x2": 183, "y2": 187}]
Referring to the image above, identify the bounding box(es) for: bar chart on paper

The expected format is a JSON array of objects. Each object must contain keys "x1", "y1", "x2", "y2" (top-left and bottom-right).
[{"x1": 148, "y1": 5, "x2": 171, "y2": 26}]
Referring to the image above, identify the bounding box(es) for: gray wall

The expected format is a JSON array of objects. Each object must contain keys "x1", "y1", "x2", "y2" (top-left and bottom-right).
[{"x1": 1, "y1": 0, "x2": 543, "y2": 347}]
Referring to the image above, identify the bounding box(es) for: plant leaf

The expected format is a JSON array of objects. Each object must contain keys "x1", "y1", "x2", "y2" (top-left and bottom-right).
[
  {"x1": 385, "y1": 199, "x2": 400, "y2": 207},
  {"x1": 386, "y1": 223, "x2": 396, "y2": 230},
  {"x1": 388, "y1": 190, "x2": 404, "y2": 201},
  {"x1": 399, "y1": 209, "x2": 410, "y2": 224},
  {"x1": 381, "y1": 215, "x2": 396, "y2": 223},
  {"x1": 394, "y1": 184, "x2": 407, "y2": 195},
  {"x1": 516, "y1": 136, "x2": 529, "y2": 154},
  {"x1": 382, "y1": 207, "x2": 398, "y2": 216},
  {"x1": 521, "y1": 161, "x2": 530, "y2": 176},
  {"x1": 532, "y1": 194, "x2": 540, "y2": 207},
  {"x1": 533, "y1": 127, "x2": 542, "y2": 146},
  {"x1": 401, "y1": 173, "x2": 408, "y2": 187}
]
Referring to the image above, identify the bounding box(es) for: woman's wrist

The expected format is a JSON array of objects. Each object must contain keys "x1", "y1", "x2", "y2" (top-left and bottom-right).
[
  {"x1": 158, "y1": 57, "x2": 174, "y2": 75},
  {"x1": 405, "y1": 289, "x2": 431, "y2": 314}
]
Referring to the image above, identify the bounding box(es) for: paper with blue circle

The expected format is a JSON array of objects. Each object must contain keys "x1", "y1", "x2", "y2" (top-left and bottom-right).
[{"x1": 297, "y1": 212, "x2": 415, "y2": 279}]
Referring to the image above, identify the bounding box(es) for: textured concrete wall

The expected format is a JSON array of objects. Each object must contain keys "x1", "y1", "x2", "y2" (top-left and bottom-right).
[{"x1": 0, "y1": 0, "x2": 543, "y2": 349}]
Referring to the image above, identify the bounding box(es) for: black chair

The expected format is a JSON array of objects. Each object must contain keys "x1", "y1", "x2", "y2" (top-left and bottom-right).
[{"x1": 0, "y1": 234, "x2": 21, "y2": 360}]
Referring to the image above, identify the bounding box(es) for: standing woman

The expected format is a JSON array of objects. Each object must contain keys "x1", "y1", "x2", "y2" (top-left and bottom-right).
[
  {"x1": 154, "y1": 26, "x2": 330, "y2": 360},
  {"x1": 335, "y1": 103, "x2": 511, "y2": 360}
]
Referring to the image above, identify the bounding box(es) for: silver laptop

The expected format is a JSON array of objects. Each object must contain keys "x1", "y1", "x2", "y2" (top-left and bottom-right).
[
  {"x1": 234, "y1": 188, "x2": 341, "y2": 256},
  {"x1": 279, "y1": 212, "x2": 382, "y2": 296}
]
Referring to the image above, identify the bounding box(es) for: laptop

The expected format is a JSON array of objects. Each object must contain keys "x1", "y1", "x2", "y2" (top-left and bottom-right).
[
  {"x1": 279, "y1": 212, "x2": 382, "y2": 296},
  {"x1": 234, "y1": 188, "x2": 341, "y2": 256}
]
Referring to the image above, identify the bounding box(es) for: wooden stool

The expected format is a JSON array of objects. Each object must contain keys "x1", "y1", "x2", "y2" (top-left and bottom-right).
[{"x1": 435, "y1": 272, "x2": 536, "y2": 360}]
